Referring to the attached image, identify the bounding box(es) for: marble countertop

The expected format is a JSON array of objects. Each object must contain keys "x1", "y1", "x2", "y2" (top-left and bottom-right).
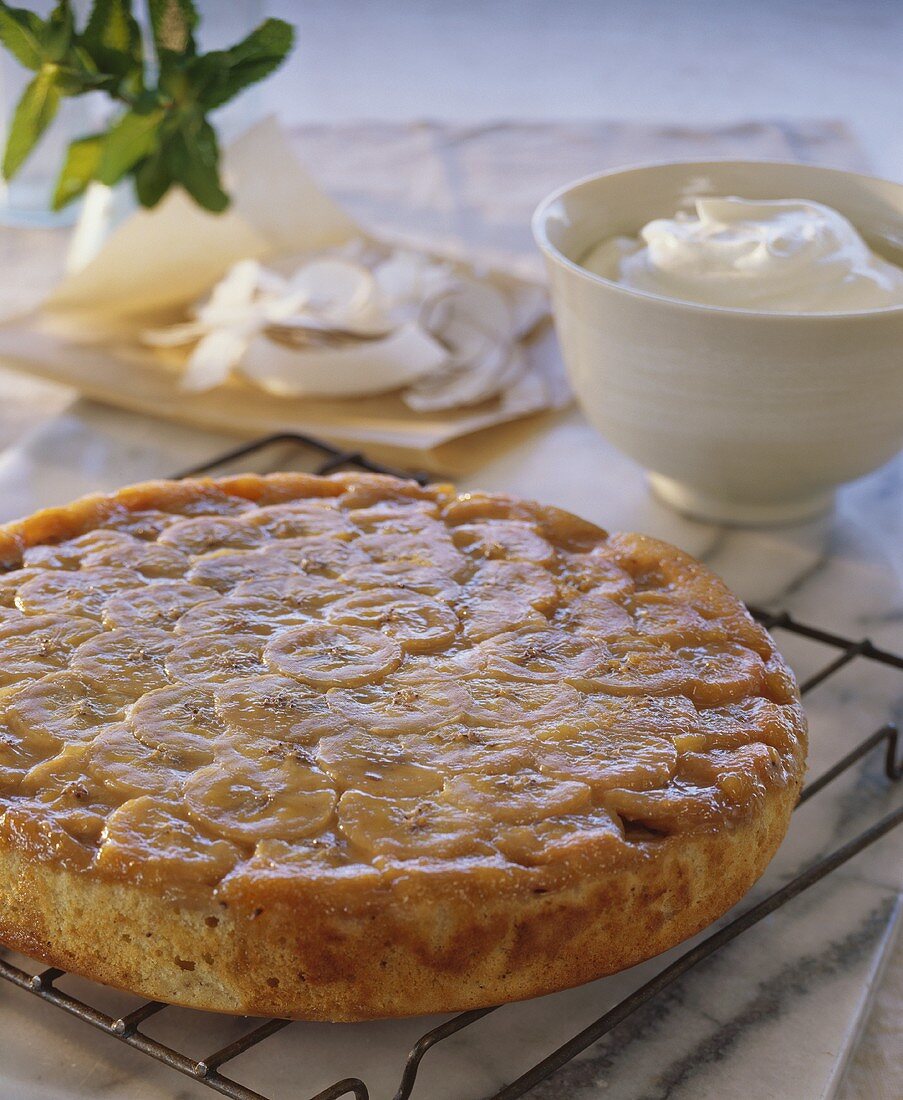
[
  {"x1": 0, "y1": 393, "x2": 900, "y2": 1100},
  {"x1": 0, "y1": 97, "x2": 899, "y2": 1096}
]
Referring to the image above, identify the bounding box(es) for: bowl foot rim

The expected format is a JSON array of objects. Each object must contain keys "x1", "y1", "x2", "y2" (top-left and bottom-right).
[{"x1": 648, "y1": 473, "x2": 835, "y2": 527}]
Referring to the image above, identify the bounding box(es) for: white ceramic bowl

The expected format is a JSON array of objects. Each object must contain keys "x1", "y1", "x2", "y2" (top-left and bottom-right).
[{"x1": 532, "y1": 160, "x2": 903, "y2": 524}]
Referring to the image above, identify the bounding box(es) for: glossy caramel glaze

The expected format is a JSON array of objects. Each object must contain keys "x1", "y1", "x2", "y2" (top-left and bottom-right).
[{"x1": 0, "y1": 474, "x2": 806, "y2": 899}]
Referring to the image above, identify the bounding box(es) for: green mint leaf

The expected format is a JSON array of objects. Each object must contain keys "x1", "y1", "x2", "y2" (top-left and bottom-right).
[
  {"x1": 2, "y1": 65, "x2": 61, "y2": 179},
  {"x1": 70, "y1": 43, "x2": 98, "y2": 73},
  {"x1": 0, "y1": 5, "x2": 47, "y2": 70},
  {"x1": 51, "y1": 131, "x2": 102, "y2": 209},
  {"x1": 164, "y1": 115, "x2": 228, "y2": 212},
  {"x1": 130, "y1": 88, "x2": 163, "y2": 114},
  {"x1": 43, "y1": 1, "x2": 74, "y2": 63},
  {"x1": 52, "y1": 43, "x2": 104, "y2": 95},
  {"x1": 54, "y1": 60, "x2": 103, "y2": 96},
  {"x1": 82, "y1": 0, "x2": 142, "y2": 80},
  {"x1": 192, "y1": 18, "x2": 294, "y2": 110},
  {"x1": 97, "y1": 106, "x2": 164, "y2": 185},
  {"x1": 133, "y1": 150, "x2": 172, "y2": 207},
  {"x1": 148, "y1": 0, "x2": 197, "y2": 69},
  {"x1": 158, "y1": 64, "x2": 190, "y2": 102}
]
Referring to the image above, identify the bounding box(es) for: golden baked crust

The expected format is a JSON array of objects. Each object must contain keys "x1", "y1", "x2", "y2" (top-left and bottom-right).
[{"x1": 0, "y1": 473, "x2": 806, "y2": 1020}]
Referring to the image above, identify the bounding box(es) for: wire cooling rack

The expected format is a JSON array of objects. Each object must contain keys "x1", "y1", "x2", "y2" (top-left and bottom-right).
[{"x1": 1, "y1": 431, "x2": 901, "y2": 1100}]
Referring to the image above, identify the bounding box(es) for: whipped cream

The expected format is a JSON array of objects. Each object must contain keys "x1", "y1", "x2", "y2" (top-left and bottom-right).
[{"x1": 581, "y1": 196, "x2": 903, "y2": 312}]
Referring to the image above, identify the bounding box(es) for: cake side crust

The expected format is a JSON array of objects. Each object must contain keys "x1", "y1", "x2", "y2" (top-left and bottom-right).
[{"x1": 0, "y1": 781, "x2": 797, "y2": 1020}]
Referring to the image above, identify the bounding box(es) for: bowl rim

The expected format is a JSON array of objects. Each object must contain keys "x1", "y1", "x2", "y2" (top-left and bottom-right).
[{"x1": 531, "y1": 157, "x2": 903, "y2": 320}]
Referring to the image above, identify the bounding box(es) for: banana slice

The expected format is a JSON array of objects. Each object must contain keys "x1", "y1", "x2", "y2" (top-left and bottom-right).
[
  {"x1": 183, "y1": 752, "x2": 336, "y2": 843},
  {"x1": 214, "y1": 673, "x2": 338, "y2": 744},
  {"x1": 602, "y1": 748, "x2": 787, "y2": 831},
  {"x1": 462, "y1": 677, "x2": 581, "y2": 726},
  {"x1": 347, "y1": 494, "x2": 440, "y2": 518},
  {"x1": 7, "y1": 671, "x2": 133, "y2": 742},
  {"x1": 575, "y1": 644, "x2": 766, "y2": 705},
  {"x1": 348, "y1": 509, "x2": 445, "y2": 539},
  {"x1": 565, "y1": 592, "x2": 635, "y2": 638},
  {"x1": 153, "y1": 487, "x2": 253, "y2": 517},
  {"x1": 571, "y1": 646, "x2": 680, "y2": 696},
  {"x1": 337, "y1": 476, "x2": 440, "y2": 512},
  {"x1": 603, "y1": 784, "x2": 726, "y2": 833},
  {"x1": 166, "y1": 633, "x2": 266, "y2": 684},
  {"x1": 676, "y1": 742, "x2": 784, "y2": 795},
  {"x1": 630, "y1": 591, "x2": 731, "y2": 648},
  {"x1": 763, "y1": 651, "x2": 804, "y2": 706},
  {"x1": 235, "y1": 835, "x2": 359, "y2": 883},
  {"x1": 20, "y1": 742, "x2": 119, "y2": 845},
  {"x1": 71, "y1": 626, "x2": 173, "y2": 695},
  {"x1": 325, "y1": 665, "x2": 469, "y2": 734},
  {"x1": 250, "y1": 739, "x2": 320, "y2": 770},
  {"x1": 556, "y1": 548, "x2": 635, "y2": 598},
  {"x1": 537, "y1": 724, "x2": 677, "y2": 794},
  {"x1": 247, "y1": 501, "x2": 353, "y2": 539},
  {"x1": 129, "y1": 683, "x2": 225, "y2": 767},
  {"x1": 536, "y1": 507, "x2": 610, "y2": 554},
  {"x1": 337, "y1": 789, "x2": 491, "y2": 861},
  {"x1": 457, "y1": 591, "x2": 548, "y2": 643},
  {"x1": 442, "y1": 492, "x2": 536, "y2": 526},
  {"x1": 186, "y1": 547, "x2": 293, "y2": 592},
  {"x1": 230, "y1": 574, "x2": 346, "y2": 613},
  {"x1": 479, "y1": 627, "x2": 608, "y2": 683},
  {"x1": 496, "y1": 807, "x2": 624, "y2": 867},
  {"x1": 450, "y1": 520, "x2": 555, "y2": 566},
  {"x1": 0, "y1": 613, "x2": 98, "y2": 687},
  {"x1": 0, "y1": 607, "x2": 28, "y2": 630},
  {"x1": 355, "y1": 531, "x2": 469, "y2": 580},
  {"x1": 87, "y1": 724, "x2": 186, "y2": 799},
  {"x1": 176, "y1": 594, "x2": 312, "y2": 638},
  {"x1": 0, "y1": 758, "x2": 27, "y2": 799},
  {"x1": 271, "y1": 536, "x2": 368, "y2": 578},
  {"x1": 534, "y1": 692, "x2": 698, "y2": 740},
  {"x1": 24, "y1": 530, "x2": 125, "y2": 569},
  {"x1": 0, "y1": 606, "x2": 27, "y2": 626},
  {"x1": 399, "y1": 724, "x2": 534, "y2": 775},
  {"x1": 16, "y1": 566, "x2": 140, "y2": 620},
  {"x1": 346, "y1": 499, "x2": 439, "y2": 534},
  {"x1": 468, "y1": 559, "x2": 558, "y2": 612},
  {"x1": 102, "y1": 580, "x2": 217, "y2": 630},
  {"x1": 445, "y1": 499, "x2": 606, "y2": 556},
  {"x1": 97, "y1": 796, "x2": 242, "y2": 886},
  {"x1": 326, "y1": 586, "x2": 458, "y2": 654},
  {"x1": 97, "y1": 509, "x2": 176, "y2": 541},
  {"x1": 79, "y1": 531, "x2": 189, "y2": 578},
  {"x1": 692, "y1": 697, "x2": 804, "y2": 756},
  {"x1": 315, "y1": 730, "x2": 443, "y2": 796},
  {"x1": 264, "y1": 623, "x2": 402, "y2": 688},
  {"x1": 0, "y1": 798, "x2": 100, "y2": 866},
  {"x1": 0, "y1": 718, "x2": 61, "y2": 797},
  {"x1": 444, "y1": 771, "x2": 591, "y2": 825},
  {"x1": 0, "y1": 568, "x2": 38, "y2": 607},
  {"x1": 158, "y1": 515, "x2": 268, "y2": 555},
  {"x1": 339, "y1": 561, "x2": 460, "y2": 603}
]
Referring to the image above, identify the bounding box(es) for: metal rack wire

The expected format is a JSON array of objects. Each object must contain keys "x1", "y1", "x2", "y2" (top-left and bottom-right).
[{"x1": 2, "y1": 431, "x2": 901, "y2": 1100}]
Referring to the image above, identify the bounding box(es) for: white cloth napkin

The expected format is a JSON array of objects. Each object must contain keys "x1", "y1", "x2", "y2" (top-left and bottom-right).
[{"x1": 40, "y1": 117, "x2": 556, "y2": 418}]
